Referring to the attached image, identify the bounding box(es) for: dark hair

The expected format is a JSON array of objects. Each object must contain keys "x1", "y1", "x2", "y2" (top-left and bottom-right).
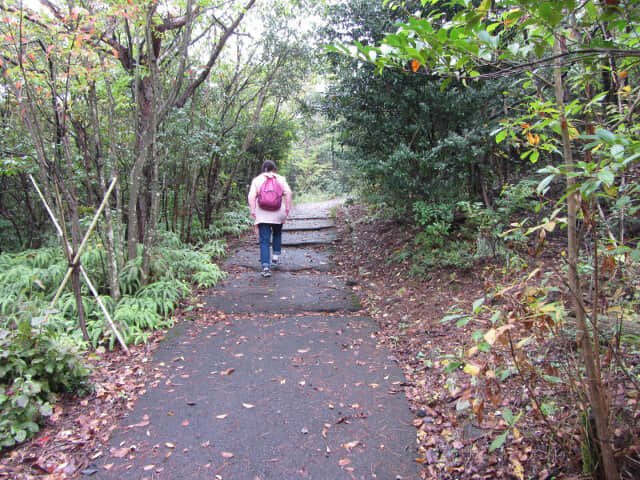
[{"x1": 262, "y1": 160, "x2": 276, "y2": 172}]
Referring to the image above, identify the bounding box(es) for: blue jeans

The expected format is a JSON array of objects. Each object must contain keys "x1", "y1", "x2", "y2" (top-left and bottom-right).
[{"x1": 258, "y1": 223, "x2": 282, "y2": 268}]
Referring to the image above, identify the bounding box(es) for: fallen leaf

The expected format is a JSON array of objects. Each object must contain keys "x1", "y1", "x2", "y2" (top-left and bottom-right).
[
  {"x1": 221, "y1": 451, "x2": 234, "y2": 458},
  {"x1": 111, "y1": 447, "x2": 129, "y2": 458},
  {"x1": 165, "y1": 442, "x2": 175, "y2": 449},
  {"x1": 216, "y1": 414, "x2": 229, "y2": 419},
  {"x1": 297, "y1": 348, "x2": 310, "y2": 353},
  {"x1": 242, "y1": 403, "x2": 255, "y2": 409},
  {"x1": 343, "y1": 440, "x2": 361, "y2": 452},
  {"x1": 221, "y1": 368, "x2": 235, "y2": 376},
  {"x1": 182, "y1": 420, "x2": 189, "y2": 426},
  {"x1": 338, "y1": 458, "x2": 351, "y2": 467},
  {"x1": 33, "y1": 435, "x2": 52, "y2": 447},
  {"x1": 464, "y1": 363, "x2": 481, "y2": 376},
  {"x1": 143, "y1": 464, "x2": 155, "y2": 471},
  {"x1": 511, "y1": 457, "x2": 524, "y2": 480},
  {"x1": 126, "y1": 420, "x2": 150, "y2": 428}
]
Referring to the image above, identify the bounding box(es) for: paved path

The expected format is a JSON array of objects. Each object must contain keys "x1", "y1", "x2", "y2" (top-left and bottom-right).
[{"x1": 95, "y1": 200, "x2": 419, "y2": 480}]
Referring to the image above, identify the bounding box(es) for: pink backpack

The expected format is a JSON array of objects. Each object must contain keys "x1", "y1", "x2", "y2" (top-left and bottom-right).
[{"x1": 257, "y1": 174, "x2": 283, "y2": 211}]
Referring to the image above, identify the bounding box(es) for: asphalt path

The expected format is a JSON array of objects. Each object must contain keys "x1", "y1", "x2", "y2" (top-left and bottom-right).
[{"x1": 94, "y1": 200, "x2": 419, "y2": 480}]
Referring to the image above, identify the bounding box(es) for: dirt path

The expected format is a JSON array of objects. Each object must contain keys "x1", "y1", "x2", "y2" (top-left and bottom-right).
[{"x1": 94, "y1": 200, "x2": 419, "y2": 480}]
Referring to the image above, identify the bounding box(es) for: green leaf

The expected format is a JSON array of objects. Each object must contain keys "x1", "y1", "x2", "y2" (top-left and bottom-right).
[
  {"x1": 15, "y1": 395, "x2": 29, "y2": 409},
  {"x1": 472, "y1": 297, "x2": 485, "y2": 313},
  {"x1": 502, "y1": 407, "x2": 515, "y2": 424},
  {"x1": 13, "y1": 429, "x2": 27, "y2": 443},
  {"x1": 537, "y1": 174, "x2": 556, "y2": 194},
  {"x1": 540, "y1": 401, "x2": 557, "y2": 416},
  {"x1": 494, "y1": 129, "x2": 508, "y2": 144},
  {"x1": 478, "y1": 30, "x2": 491, "y2": 44},
  {"x1": 39, "y1": 403, "x2": 53, "y2": 417},
  {"x1": 543, "y1": 375, "x2": 563, "y2": 384},
  {"x1": 595, "y1": 128, "x2": 616, "y2": 143},
  {"x1": 456, "y1": 316, "x2": 473, "y2": 327},
  {"x1": 489, "y1": 430, "x2": 508, "y2": 452},
  {"x1": 444, "y1": 361, "x2": 463, "y2": 373},
  {"x1": 597, "y1": 170, "x2": 615, "y2": 186},
  {"x1": 530, "y1": 150, "x2": 540, "y2": 164},
  {"x1": 441, "y1": 313, "x2": 464, "y2": 323}
]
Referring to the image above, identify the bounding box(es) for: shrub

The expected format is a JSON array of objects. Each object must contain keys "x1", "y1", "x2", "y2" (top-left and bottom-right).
[{"x1": 0, "y1": 321, "x2": 90, "y2": 448}]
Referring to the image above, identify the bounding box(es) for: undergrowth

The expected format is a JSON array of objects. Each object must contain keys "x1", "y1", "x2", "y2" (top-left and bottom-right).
[{"x1": 0, "y1": 205, "x2": 249, "y2": 448}]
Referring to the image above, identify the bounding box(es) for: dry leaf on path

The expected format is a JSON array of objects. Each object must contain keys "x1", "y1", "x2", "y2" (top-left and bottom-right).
[{"x1": 342, "y1": 440, "x2": 361, "y2": 452}]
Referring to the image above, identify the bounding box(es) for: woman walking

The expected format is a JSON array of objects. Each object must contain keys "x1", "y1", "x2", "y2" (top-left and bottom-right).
[{"x1": 247, "y1": 160, "x2": 293, "y2": 277}]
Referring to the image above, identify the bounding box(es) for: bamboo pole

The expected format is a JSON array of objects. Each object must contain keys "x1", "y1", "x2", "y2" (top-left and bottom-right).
[{"x1": 29, "y1": 175, "x2": 129, "y2": 354}]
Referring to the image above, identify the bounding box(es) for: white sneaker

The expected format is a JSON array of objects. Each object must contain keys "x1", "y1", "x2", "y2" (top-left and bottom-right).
[
  {"x1": 271, "y1": 254, "x2": 280, "y2": 266},
  {"x1": 261, "y1": 267, "x2": 271, "y2": 277}
]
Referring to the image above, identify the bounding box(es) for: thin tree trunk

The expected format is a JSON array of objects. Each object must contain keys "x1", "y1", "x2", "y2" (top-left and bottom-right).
[
  {"x1": 554, "y1": 35, "x2": 618, "y2": 480},
  {"x1": 87, "y1": 81, "x2": 121, "y2": 301}
]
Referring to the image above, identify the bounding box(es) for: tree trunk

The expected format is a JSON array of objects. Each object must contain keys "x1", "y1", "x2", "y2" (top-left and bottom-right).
[
  {"x1": 553, "y1": 35, "x2": 618, "y2": 480},
  {"x1": 87, "y1": 81, "x2": 122, "y2": 301},
  {"x1": 127, "y1": 76, "x2": 153, "y2": 261}
]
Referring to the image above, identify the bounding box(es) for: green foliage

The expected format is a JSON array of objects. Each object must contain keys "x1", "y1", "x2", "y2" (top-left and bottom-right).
[
  {"x1": 0, "y1": 221, "x2": 230, "y2": 353},
  {"x1": 322, "y1": 0, "x2": 524, "y2": 212},
  {"x1": 0, "y1": 322, "x2": 90, "y2": 448},
  {"x1": 207, "y1": 207, "x2": 254, "y2": 239}
]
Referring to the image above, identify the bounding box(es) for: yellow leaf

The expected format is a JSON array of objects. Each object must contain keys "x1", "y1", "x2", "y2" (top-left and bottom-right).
[
  {"x1": 526, "y1": 131, "x2": 540, "y2": 146},
  {"x1": 511, "y1": 457, "x2": 524, "y2": 480},
  {"x1": 484, "y1": 328, "x2": 497, "y2": 345},
  {"x1": 513, "y1": 427, "x2": 521, "y2": 439},
  {"x1": 466, "y1": 345, "x2": 479, "y2": 357},
  {"x1": 411, "y1": 60, "x2": 420, "y2": 72},
  {"x1": 464, "y1": 363, "x2": 481, "y2": 376}
]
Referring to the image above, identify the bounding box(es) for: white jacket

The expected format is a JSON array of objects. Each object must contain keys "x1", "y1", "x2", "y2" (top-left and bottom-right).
[{"x1": 247, "y1": 172, "x2": 293, "y2": 225}]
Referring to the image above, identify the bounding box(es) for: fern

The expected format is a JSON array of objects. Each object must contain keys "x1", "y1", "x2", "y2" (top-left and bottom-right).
[
  {"x1": 193, "y1": 263, "x2": 226, "y2": 288},
  {"x1": 207, "y1": 205, "x2": 252, "y2": 238},
  {"x1": 200, "y1": 239, "x2": 227, "y2": 259},
  {"x1": 136, "y1": 280, "x2": 189, "y2": 316},
  {"x1": 80, "y1": 246, "x2": 108, "y2": 288},
  {"x1": 119, "y1": 258, "x2": 143, "y2": 295}
]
